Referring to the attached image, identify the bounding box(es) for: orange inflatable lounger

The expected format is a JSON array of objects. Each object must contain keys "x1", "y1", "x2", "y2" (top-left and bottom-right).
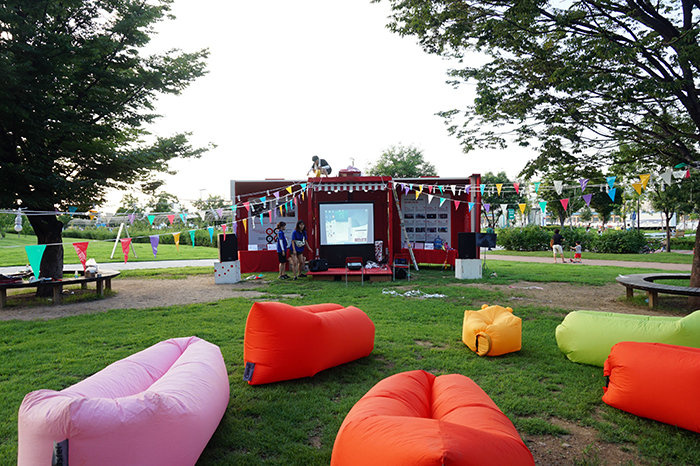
[
  {"x1": 243, "y1": 302, "x2": 375, "y2": 385},
  {"x1": 462, "y1": 304, "x2": 522, "y2": 356},
  {"x1": 331, "y1": 370, "x2": 534, "y2": 466},
  {"x1": 603, "y1": 342, "x2": 700, "y2": 434}
]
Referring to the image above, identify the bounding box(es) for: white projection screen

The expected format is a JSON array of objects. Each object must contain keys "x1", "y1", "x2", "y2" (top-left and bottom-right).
[{"x1": 319, "y1": 203, "x2": 374, "y2": 246}]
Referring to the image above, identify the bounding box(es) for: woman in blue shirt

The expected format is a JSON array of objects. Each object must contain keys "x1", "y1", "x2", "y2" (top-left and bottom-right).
[
  {"x1": 276, "y1": 222, "x2": 290, "y2": 279},
  {"x1": 290, "y1": 220, "x2": 309, "y2": 279}
]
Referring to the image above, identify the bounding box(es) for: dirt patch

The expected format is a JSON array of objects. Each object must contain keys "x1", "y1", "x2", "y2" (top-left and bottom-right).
[
  {"x1": 453, "y1": 280, "x2": 690, "y2": 317},
  {"x1": 0, "y1": 275, "x2": 299, "y2": 321},
  {"x1": 524, "y1": 418, "x2": 648, "y2": 465}
]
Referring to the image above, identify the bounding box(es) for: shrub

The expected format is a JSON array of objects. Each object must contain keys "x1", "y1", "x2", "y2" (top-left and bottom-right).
[
  {"x1": 589, "y1": 229, "x2": 649, "y2": 253},
  {"x1": 497, "y1": 225, "x2": 551, "y2": 251}
]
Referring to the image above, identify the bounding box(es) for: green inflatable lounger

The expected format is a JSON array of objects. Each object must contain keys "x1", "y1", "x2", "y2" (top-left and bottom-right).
[{"x1": 555, "y1": 310, "x2": 700, "y2": 366}]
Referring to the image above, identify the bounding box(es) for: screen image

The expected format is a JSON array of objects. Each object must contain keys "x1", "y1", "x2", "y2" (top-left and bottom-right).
[{"x1": 319, "y1": 203, "x2": 374, "y2": 246}]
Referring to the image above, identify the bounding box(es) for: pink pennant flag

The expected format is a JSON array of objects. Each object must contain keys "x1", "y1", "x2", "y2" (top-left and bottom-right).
[
  {"x1": 72, "y1": 242, "x2": 89, "y2": 270},
  {"x1": 120, "y1": 238, "x2": 132, "y2": 263},
  {"x1": 582, "y1": 193, "x2": 593, "y2": 206},
  {"x1": 454, "y1": 200, "x2": 461, "y2": 210},
  {"x1": 167, "y1": 214, "x2": 175, "y2": 225},
  {"x1": 513, "y1": 182, "x2": 520, "y2": 195},
  {"x1": 222, "y1": 223, "x2": 227, "y2": 241},
  {"x1": 560, "y1": 198, "x2": 569, "y2": 210},
  {"x1": 244, "y1": 201, "x2": 250, "y2": 212},
  {"x1": 428, "y1": 185, "x2": 434, "y2": 194},
  {"x1": 268, "y1": 210, "x2": 273, "y2": 222}
]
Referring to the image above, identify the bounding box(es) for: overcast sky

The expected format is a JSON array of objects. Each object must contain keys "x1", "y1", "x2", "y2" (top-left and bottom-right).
[{"x1": 106, "y1": 0, "x2": 533, "y2": 210}]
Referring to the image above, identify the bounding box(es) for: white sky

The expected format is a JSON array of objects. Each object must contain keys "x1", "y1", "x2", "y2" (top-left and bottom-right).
[{"x1": 105, "y1": 0, "x2": 533, "y2": 210}]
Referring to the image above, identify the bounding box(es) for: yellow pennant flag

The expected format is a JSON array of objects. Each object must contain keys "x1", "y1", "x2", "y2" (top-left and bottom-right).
[
  {"x1": 519, "y1": 203, "x2": 527, "y2": 215},
  {"x1": 631, "y1": 182, "x2": 643, "y2": 195},
  {"x1": 415, "y1": 185, "x2": 424, "y2": 200},
  {"x1": 639, "y1": 174, "x2": 651, "y2": 189},
  {"x1": 301, "y1": 190, "x2": 305, "y2": 201},
  {"x1": 173, "y1": 232, "x2": 180, "y2": 251},
  {"x1": 286, "y1": 186, "x2": 292, "y2": 194},
  {"x1": 243, "y1": 218, "x2": 248, "y2": 233},
  {"x1": 496, "y1": 184, "x2": 503, "y2": 195}
]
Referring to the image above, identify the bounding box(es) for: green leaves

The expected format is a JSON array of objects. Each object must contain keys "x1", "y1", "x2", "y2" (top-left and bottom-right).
[{"x1": 366, "y1": 143, "x2": 437, "y2": 177}]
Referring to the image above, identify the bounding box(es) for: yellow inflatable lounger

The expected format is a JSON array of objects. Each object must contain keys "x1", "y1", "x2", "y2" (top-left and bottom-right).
[
  {"x1": 462, "y1": 304, "x2": 522, "y2": 356},
  {"x1": 555, "y1": 310, "x2": 700, "y2": 366}
]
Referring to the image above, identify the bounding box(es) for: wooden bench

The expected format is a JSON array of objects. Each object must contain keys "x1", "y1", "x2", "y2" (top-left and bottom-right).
[
  {"x1": 0, "y1": 270, "x2": 120, "y2": 309},
  {"x1": 616, "y1": 273, "x2": 700, "y2": 308}
]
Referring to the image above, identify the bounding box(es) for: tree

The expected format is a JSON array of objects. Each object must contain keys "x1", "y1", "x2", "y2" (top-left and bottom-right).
[
  {"x1": 366, "y1": 144, "x2": 437, "y2": 177},
  {"x1": 147, "y1": 191, "x2": 180, "y2": 213},
  {"x1": 192, "y1": 194, "x2": 227, "y2": 212},
  {"x1": 479, "y1": 171, "x2": 521, "y2": 228},
  {"x1": 0, "y1": 1, "x2": 211, "y2": 287},
  {"x1": 380, "y1": 0, "x2": 700, "y2": 303}
]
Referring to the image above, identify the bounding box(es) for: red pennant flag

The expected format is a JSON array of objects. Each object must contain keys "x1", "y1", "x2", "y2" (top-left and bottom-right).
[
  {"x1": 513, "y1": 182, "x2": 520, "y2": 195},
  {"x1": 244, "y1": 201, "x2": 251, "y2": 212},
  {"x1": 428, "y1": 185, "x2": 434, "y2": 194},
  {"x1": 454, "y1": 200, "x2": 461, "y2": 210},
  {"x1": 560, "y1": 198, "x2": 569, "y2": 210},
  {"x1": 72, "y1": 242, "x2": 89, "y2": 270},
  {"x1": 222, "y1": 224, "x2": 227, "y2": 241},
  {"x1": 120, "y1": 238, "x2": 132, "y2": 263},
  {"x1": 167, "y1": 214, "x2": 175, "y2": 225},
  {"x1": 686, "y1": 169, "x2": 691, "y2": 179}
]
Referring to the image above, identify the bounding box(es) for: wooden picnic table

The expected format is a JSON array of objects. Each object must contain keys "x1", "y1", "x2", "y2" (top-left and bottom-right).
[{"x1": 0, "y1": 270, "x2": 120, "y2": 309}]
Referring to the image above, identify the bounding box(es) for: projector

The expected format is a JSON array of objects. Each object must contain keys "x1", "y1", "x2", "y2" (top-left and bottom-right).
[{"x1": 347, "y1": 262, "x2": 363, "y2": 270}]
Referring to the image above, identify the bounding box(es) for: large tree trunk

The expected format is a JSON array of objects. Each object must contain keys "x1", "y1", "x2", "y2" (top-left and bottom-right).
[
  {"x1": 689, "y1": 220, "x2": 700, "y2": 308},
  {"x1": 27, "y1": 213, "x2": 64, "y2": 297}
]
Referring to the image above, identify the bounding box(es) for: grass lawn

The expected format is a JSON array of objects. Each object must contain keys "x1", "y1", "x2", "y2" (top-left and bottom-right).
[
  {"x1": 0, "y1": 234, "x2": 218, "y2": 267},
  {"x1": 1, "y1": 263, "x2": 699, "y2": 465}
]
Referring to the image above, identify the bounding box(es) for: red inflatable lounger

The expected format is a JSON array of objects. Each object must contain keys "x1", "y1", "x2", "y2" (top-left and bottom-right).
[
  {"x1": 603, "y1": 342, "x2": 700, "y2": 433},
  {"x1": 243, "y1": 302, "x2": 375, "y2": 385},
  {"x1": 331, "y1": 370, "x2": 535, "y2": 466}
]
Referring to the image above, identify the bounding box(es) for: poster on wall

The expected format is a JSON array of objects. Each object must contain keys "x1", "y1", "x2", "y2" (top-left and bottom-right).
[
  {"x1": 401, "y1": 194, "x2": 451, "y2": 248},
  {"x1": 246, "y1": 199, "x2": 297, "y2": 250}
]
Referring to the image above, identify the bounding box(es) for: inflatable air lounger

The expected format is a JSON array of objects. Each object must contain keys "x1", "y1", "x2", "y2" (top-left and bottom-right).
[
  {"x1": 555, "y1": 310, "x2": 700, "y2": 366},
  {"x1": 18, "y1": 336, "x2": 229, "y2": 466}
]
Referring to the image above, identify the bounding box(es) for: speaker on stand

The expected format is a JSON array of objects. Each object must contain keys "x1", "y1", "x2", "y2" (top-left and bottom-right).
[{"x1": 218, "y1": 233, "x2": 238, "y2": 262}]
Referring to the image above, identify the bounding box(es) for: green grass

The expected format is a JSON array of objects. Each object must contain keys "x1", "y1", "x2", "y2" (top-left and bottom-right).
[
  {"x1": 0, "y1": 234, "x2": 217, "y2": 267},
  {"x1": 1, "y1": 266, "x2": 699, "y2": 465},
  {"x1": 487, "y1": 249, "x2": 694, "y2": 264}
]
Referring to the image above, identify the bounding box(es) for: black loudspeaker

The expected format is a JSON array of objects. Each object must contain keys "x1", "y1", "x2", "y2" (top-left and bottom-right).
[
  {"x1": 458, "y1": 232, "x2": 477, "y2": 259},
  {"x1": 309, "y1": 258, "x2": 329, "y2": 272},
  {"x1": 218, "y1": 233, "x2": 238, "y2": 262}
]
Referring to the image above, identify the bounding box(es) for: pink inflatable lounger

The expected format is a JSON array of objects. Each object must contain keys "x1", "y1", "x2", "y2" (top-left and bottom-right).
[{"x1": 18, "y1": 336, "x2": 230, "y2": 466}]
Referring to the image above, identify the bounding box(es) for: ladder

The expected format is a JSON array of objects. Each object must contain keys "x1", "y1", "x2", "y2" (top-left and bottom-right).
[{"x1": 391, "y1": 184, "x2": 419, "y2": 271}]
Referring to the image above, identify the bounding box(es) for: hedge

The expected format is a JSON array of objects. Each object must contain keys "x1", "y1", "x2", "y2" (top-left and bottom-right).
[{"x1": 497, "y1": 226, "x2": 653, "y2": 254}]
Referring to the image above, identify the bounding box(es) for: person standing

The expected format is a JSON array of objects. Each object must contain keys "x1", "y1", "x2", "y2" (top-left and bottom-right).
[
  {"x1": 276, "y1": 222, "x2": 290, "y2": 279},
  {"x1": 290, "y1": 220, "x2": 310, "y2": 279},
  {"x1": 552, "y1": 228, "x2": 566, "y2": 263}
]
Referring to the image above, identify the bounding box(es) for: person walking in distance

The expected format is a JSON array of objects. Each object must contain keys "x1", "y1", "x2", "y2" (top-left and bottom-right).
[{"x1": 551, "y1": 228, "x2": 566, "y2": 263}]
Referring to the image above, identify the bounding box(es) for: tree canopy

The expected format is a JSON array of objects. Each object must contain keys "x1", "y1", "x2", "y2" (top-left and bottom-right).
[
  {"x1": 366, "y1": 144, "x2": 437, "y2": 177},
  {"x1": 379, "y1": 0, "x2": 700, "y2": 174},
  {"x1": 0, "y1": 0, "x2": 210, "y2": 280}
]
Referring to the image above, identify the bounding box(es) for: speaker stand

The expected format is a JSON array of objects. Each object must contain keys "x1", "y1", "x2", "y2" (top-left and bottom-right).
[{"x1": 481, "y1": 248, "x2": 490, "y2": 276}]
